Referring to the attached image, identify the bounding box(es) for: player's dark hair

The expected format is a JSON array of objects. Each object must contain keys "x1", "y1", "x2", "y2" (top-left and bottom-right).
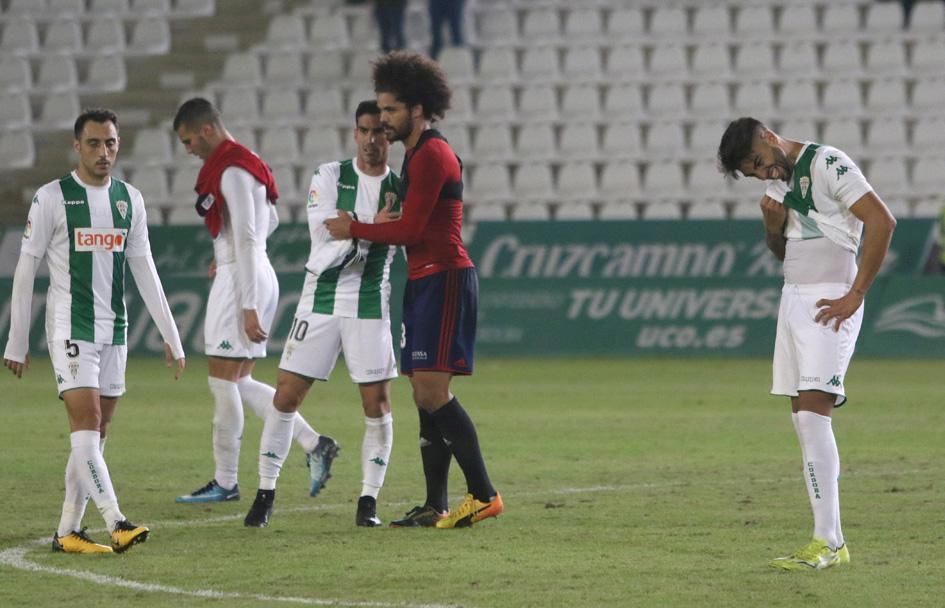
[
  {"x1": 74, "y1": 108, "x2": 118, "y2": 139},
  {"x1": 173, "y1": 97, "x2": 222, "y2": 131},
  {"x1": 355, "y1": 100, "x2": 381, "y2": 122},
  {"x1": 372, "y1": 51, "x2": 451, "y2": 121},
  {"x1": 717, "y1": 117, "x2": 764, "y2": 179}
]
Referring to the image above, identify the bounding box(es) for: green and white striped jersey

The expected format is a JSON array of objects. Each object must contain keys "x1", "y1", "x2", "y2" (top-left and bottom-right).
[
  {"x1": 22, "y1": 171, "x2": 150, "y2": 344},
  {"x1": 765, "y1": 143, "x2": 873, "y2": 253},
  {"x1": 304, "y1": 159, "x2": 401, "y2": 319}
]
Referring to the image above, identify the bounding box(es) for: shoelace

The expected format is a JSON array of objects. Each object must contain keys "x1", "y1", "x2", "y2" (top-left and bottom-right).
[
  {"x1": 452, "y1": 494, "x2": 477, "y2": 518},
  {"x1": 74, "y1": 527, "x2": 98, "y2": 544},
  {"x1": 193, "y1": 481, "x2": 218, "y2": 495}
]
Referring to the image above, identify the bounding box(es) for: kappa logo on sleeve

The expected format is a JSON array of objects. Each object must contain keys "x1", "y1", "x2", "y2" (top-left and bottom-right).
[{"x1": 73, "y1": 228, "x2": 127, "y2": 252}]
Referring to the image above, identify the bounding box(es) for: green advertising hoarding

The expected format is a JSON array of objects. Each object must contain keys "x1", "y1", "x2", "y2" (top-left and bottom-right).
[{"x1": 0, "y1": 220, "x2": 940, "y2": 358}]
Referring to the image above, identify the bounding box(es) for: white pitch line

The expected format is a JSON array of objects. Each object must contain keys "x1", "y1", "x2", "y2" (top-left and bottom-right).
[{"x1": 0, "y1": 468, "x2": 933, "y2": 607}]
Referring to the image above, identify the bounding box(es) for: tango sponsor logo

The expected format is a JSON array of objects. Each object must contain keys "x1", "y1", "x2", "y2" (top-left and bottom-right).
[{"x1": 74, "y1": 228, "x2": 127, "y2": 252}]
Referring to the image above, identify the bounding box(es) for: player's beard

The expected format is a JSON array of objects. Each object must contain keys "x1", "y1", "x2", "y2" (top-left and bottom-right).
[
  {"x1": 773, "y1": 148, "x2": 793, "y2": 182},
  {"x1": 385, "y1": 116, "x2": 412, "y2": 143}
]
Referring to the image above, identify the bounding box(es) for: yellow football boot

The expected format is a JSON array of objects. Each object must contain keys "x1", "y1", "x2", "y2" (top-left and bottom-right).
[
  {"x1": 52, "y1": 529, "x2": 113, "y2": 554},
  {"x1": 436, "y1": 493, "x2": 504, "y2": 529}
]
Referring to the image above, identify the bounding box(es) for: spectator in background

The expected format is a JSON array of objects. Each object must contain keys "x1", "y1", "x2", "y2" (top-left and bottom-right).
[
  {"x1": 898, "y1": 0, "x2": 945, "y2": 28},
  {"x1": 375, "y1": 0, "x2": 407, "y2": 53},
  {"x1": 429, "y1": 0, "x2": 465, "y2": 59}
]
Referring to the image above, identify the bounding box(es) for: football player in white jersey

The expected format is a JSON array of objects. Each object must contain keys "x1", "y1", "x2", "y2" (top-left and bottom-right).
[
  {"x1": 3, "y1": 108, "x2": 186, "y2": 554},
  {"x1": 718, "y1": 117, "x2": 897, "y2": 571},
  {"x1": 243, "y1": 101, "x2": 401, "y2": 528},
  {"x1": 171, "y1": 98, "x2": 334, "y2": 505}
]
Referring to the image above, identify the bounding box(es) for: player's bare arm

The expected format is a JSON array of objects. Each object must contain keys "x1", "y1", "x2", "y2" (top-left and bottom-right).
[
  {"x1": 325, "y1": 210, "x2": 353, "y2": 239},
  {"x1": 243, "y1": 309, "x2": 267, "y2": 343},
  {"x1": 760, "y1": 195, "x2": 787, "y2": 261},
  {"x1": 815, "y1": 191, "x2": 896, "y2": 331},
  {"x1": 163, "y1": 344, "x2": 186, "y2": 380}
]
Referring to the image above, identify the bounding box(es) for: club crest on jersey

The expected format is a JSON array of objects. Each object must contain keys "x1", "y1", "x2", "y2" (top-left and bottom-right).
[
  {"x1": 799, "y1": 176, "x2": 811, "y2": 199},
  {"x1": 115, "y1": 200, "x2": 129, "y2": 220},
  {"x1": 74, "y1": 228, "x2": 127, "y2": 252},
  {"x1": 384, "y1": 191, "x2": 398, "y2": 209}
]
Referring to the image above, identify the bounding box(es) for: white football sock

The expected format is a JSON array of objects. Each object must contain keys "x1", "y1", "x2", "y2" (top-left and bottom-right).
[
  {"x1": 360, "y1": 413, "x2": 393, "y2": 498},
  {"x1": 70, "y1": 430, "x2": 124, "y2": 532},
  {"x1": 796, "y1": 411, "x2": 841, "y2": 548},
  {"x1": 259, "y1": 408, "x2": 296, "y2": 491},
  {"x1": 209, "y1": 377, "x2": 243, "y2": 490},
  {"x1": 57, "y1": 435, "x2": 107, "y2": 536},
  {"x1": 237, "y1": 375, "x2": 319, "y2": 453}
]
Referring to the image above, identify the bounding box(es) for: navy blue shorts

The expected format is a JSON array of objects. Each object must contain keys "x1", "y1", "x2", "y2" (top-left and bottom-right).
[{"x1": 401, "y1": 267, "x2": 477, "y2": 376}]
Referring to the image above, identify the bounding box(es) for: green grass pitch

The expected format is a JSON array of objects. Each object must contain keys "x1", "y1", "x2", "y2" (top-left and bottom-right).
[{"x1": 1, "y1": 356, "x2": 942, "y2": 607}]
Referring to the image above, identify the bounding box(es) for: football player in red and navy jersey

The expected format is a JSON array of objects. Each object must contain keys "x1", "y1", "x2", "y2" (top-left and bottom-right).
[{"x1": 326, "y1": 51, "x2": 503, "y2": 529}]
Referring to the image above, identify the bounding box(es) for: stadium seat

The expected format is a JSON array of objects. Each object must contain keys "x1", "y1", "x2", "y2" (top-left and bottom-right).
[
  {"x1": 911, "y1": 158, "x2": 945, "y2": 197},
  {"x1": 477, "y1": 87, "x2": 517, "y2": 123},
  {"x1": 221, "y1": 52, "x2": 262, "y2": 87},
  {"x1": 228, "y1": 126, "x2": 256, "y2": 152},
  {"x1": 444, "y1": 86, "x2": 472, "y2": 124},
  {"x1": 644, "y1": 162, "x2": 686, "y2": 200},
  {"x1": 166, "y1": 207, "x2": 203, "y2": 225},
  {"x1": 469, "y1": 202, "x2": 508, "y2": 222},
  {"x1": 648, "y1": 44, "x2": 688, "y2": 81},
  {"x1": 865, "y1": 119, "x2": 908, "y2": 155},
  {"x1": 821, "y1": 79, "x2": 862, "y2": 115},
  {"x1": 306, "y1": 50, "x2": 345, "y2": 85},
  {"x1": 777, "y1": 118, "x2": 818, "y2": 143},
  {"x1": 690, "y1": 83, "x2": 731, "y2": 118},
  {"x1": 555, "y1": 201, "x2": 595, "y2": 220},
  {"x1": 560, "y1": 85, "x2": 601, "y2": 120},
  {"x1": 477, "y1": 47, "x2": 516, "y2": 84},
  {"x1": 128, "y1": 17, "x2": 171, "y2": 55},
  {"x1": 912, "y1": 199, "x2": 944, "y2": 218},
  {"x1": 0, "y1": 18, "x2": 40, "y2": 55},
  {"x1": 866, "y1": 157, "x2": 909, "y2": 198},
  {"x1": 821, "y1": 4, "x2": 862, "y2": 35},
  {"x1": 606, "y1": 8, "x2": 645, "y2": 38},
  {"x1": 0, "y1": 130, "x2": 35, "y2": 169},
  {"x1": 642, "y1": 200, "x2": 684, "y2": 220},
  {"x1": 911, "y1": 78, "x2": 945, "y2": 114},
  {"x1": 563, "y1": 8, "x2": 603, "y2": 41},
  {"x1": 733, "y1": 6, "x2": 773, "y2": 38},
  {"x1": 598, "y1": 201, "x2": 639, "y2": 220},
  {"x1": 476, "y1": 8, "x2": 517, "y2": 45},
  {"x1": 865, "y1": 78, "x2": 907, "y2": 115},
  {"x1": 603, "y1": 84, "x2": 644, "y2": 120},
  {"x1": 261, "y1": 90, "x2": 303, "y2": 124},
  {"x1": 691, "y1": 5, "x2": 731, "y2": 40},
  {"x1": 516, "y1": 123, "x2": 557, "y2": 161},
  {"x1": 513, "y1": 162, "x2": 554, "y2": 203},
  {"x1": 562, "y1": 47, "x2": 602, "y2": 84},
  {"x1": 688, "y1": 201, "x2": 728, "y2": 219},
  {"x1": 43, "y1": 19, "x2": 82, "y2": 53},
  {"x1": 85, "y1": 17, "x2": 126, "y2": 54},
  {"x1": 269, "y1": 165, "x2": 298, "y2": 202},
  {"x1": 264, "y1": 51, "x2": 304, "y2": 84},
  {"x1": 130, "y1": 0, "x2": 169, "y2": 13},
  {"x1": 601, "y1": 122, "x2": 643, "y2": 162},
  {"x1": 644, "y1": 121, "x2": 686, "y2": 159},
  {"x1": 689, "y1": 120, "x2": 726, "y2": 158},
  {"x1": 264, "y1": 14, "x2": 307, "y2": 50},
  {"x1": 732, "y1": 42, "x2": 774, "y2": 79},
  {"x1": 599, "y1": 161, "x2": 641, "y2": 198},
  {"x1": 6, "y1": 0, "x2": 48, "y2": 14},
  {"x1": 168, "y1": 164, "x2": 200, "y2": 205},
  {"x1": 821, "y1": 41, "x2": 863, "y2": 77},
  {"x1": 90, "y1": 0, "x2": 129, "y2": 13},
  {"x1": 304, "y1": 88, "x2": 347, "y2": 125},
  {"x1": 521, "y1": 7, "x2": 561, "y2": 42},
  {"x1": 777, "y1": 80, "x2": 818, "y2": 117},
  {"x1": 470, "y1": 162, "x2": 512, "y2": 203},
  {"x1": 510, "y1": 201, "x2": 552, "y2": 221},
  {"x1": 301, "y1": 127, "x2": 343, "y2": 164},
  {"x1": 908, "y1": 1, "x2": 945, "y2": 33},
  {"x1": 84, "y1": 55, "x2": 127, "y2": 92},
  {"x1": 36, "y1": 92, "x2": 80, "y2": 131},
  {"x1": 35, "y1": 55, "x2": 78, "y2": 93},
  {"x1": 910, "y1": 39, "x2": 945, "y2": 77},
  {"x1": 219, "y1": 88, "x2": 259, "y2": 125},
  {"x1": 309, "y1": 13, "x2": 349, "y2": 49},
  {"x1": 520, "y1": 47, "x2": 560, "y2": 83},
  {"x1": 441, "y1": 126, "x2": 470, "y2": 159},
  {"x1": 0, "y1": 57, "x2": 31, "y2": 93},
  {"x1": 733, "y1": 81, "x2": 776, "y2": 117},
  {"x1": 558, "y1": 123, "x2": 598, "y2": 161},
  {"x1": 688, "y1": 159, "x2": 729, "y2": 199},
  {"x1": 131, "y1": 167, "x2": 169, "y2": 205},
  {"x1": 863, "y1": 1, "x2": 902, "y2": 32},
  {"x1": 779, "y1": 42, "x2": 819, "y2": 78},
  {"x1": 176, "y1": 0, "x2": 215, "y2": 17},
  {"x1": 649, "y1": 6, "x2": 687, "y2": 38},
  {"x1": 472, "y1": 124, "x2": 514, "y2": 162},
  {"x1": 647, "y1": 83, "x2": 687, "y2": 119},
  {"x1": 348, "y1": 11, "x2": 378, "y2": 50},
  {"x1": 690, "y1": 43, "x2": 731, "y2": 81},
  {"x1": 258, "y1": 126, "x2": 300, "y2": 165},
  {"x1": 347, "y1": 49, "x2": 380, "y2": 84},
  {"x1": 777, "y1": 5, "x2": 817, "y2": 35},
  {"x1": 911, "y1": 117, "x2": 945, "y2": 155},
  {"x1": 821, "y1": 118, "x2": 864, "y2": 157},
  {"x1": 864, "y1": 40, "x2": 907, "y2": 77},
  {"x1": 604, "y1": 45, "x2": 645, "y2": 80},
  {"x1": 518, "y1": 85, "x2": 558, "y2": 123},
  {"x1": 128, "y1": 127, "x2": 173, "y2": 166},
  {"x1": 438, "y1": 47, "x2": 475, "y2": 84}
]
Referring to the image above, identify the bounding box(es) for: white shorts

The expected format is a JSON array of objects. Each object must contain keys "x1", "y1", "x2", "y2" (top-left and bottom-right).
[
  {"x1": 204, "y1": 259, "x2": 279, "y2": 359},
  {"x1": 279, "y1": 310, "x2": 397, "y2": 384},
  {"x1": 48, "y1": 339, "x2": 127, "y2": 398},
  {"x1": 771, "y1": 283, "x2": 863, "y2": 406}
]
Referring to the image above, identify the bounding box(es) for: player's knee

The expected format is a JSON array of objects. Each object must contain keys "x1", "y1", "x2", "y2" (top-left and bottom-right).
[{"x1": 272, "y1": 388, "x2": 302, "y2": 413}]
